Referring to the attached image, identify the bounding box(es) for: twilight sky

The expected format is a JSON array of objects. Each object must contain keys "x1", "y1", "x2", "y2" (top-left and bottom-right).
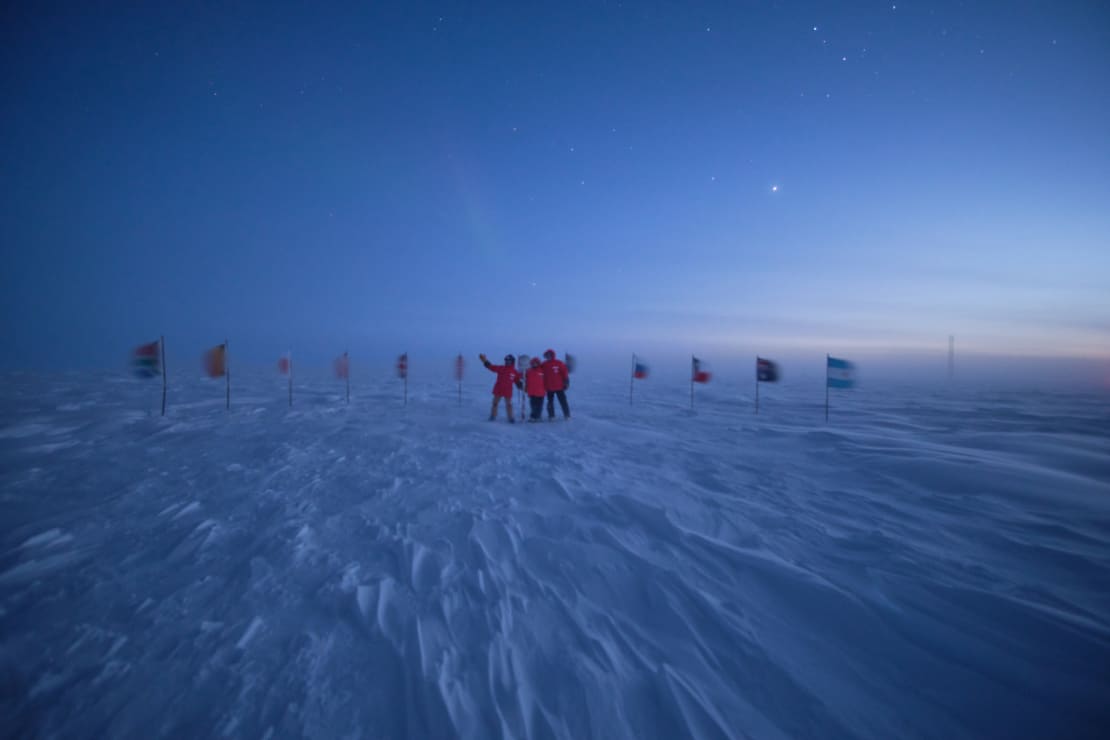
[{"x1": 2, "y1": 1, "x2": 1108, "y2": 372}]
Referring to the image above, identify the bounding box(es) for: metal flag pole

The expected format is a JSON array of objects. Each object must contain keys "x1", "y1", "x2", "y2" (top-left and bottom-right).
[
  {"x1": 345, "y1": 350, "x2": 350, "y2": 404},
  {"x1": 404, "y1": 352, "x2": 408, "y2": 407},
  {"x1": 520, "y1": 356, "x2": 525, "y2": 420},
  {"x1": 160, "y1": 335, "x2": 167, "y2": 416},
  {"x1": 690, "y1": 355, "x2": 695, "y2": 409},
  {"x1": 288, "y1": 352, "x2": 293, "y2": 407},
  {"x1": 629, "y1": 354, "x2": 635, "y2": 405},
  {"x1": 755, "y1": 356, "x2": 759, "y2": 415},
  {"x1": 825, "y1": 354, "x2": 829, "y2": 422},
  {"x1": 948, "y1": 335, "x2": 955, "y2": 381},
  {"x1": 225, "y1": 339, "x2": 230, "y2": 411}
]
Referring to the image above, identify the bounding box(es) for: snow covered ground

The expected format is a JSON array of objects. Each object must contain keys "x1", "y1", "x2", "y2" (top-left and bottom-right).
[{"x1": 2, "y1": 367, "x2": 1109, "y2": 739}]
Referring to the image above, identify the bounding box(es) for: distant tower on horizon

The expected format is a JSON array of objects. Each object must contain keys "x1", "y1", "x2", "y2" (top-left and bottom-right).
[{"x1": 948, "y1": 335, "x2": 955, "y2": 380}]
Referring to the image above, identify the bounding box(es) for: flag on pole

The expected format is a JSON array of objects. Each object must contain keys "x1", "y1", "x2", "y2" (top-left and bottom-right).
[
  {"x1": 565, "y1": 353, "x2": 577, "y2": 374},
  {"x1": 756, "y1": 357, "x2": 780, "y2": 382},
  {"x1": 204, "y1": 344, "x2": 227, "y2": 378},
  {"x1": 279, "y1": 352, "x2": 293, "y2": 406},
  {"x1": 827, "y1": 356, "x2": 856, "y2": 388},
  {"x1": 132, "y1": 340, "x2": 161, "y2": 378},
  {"x1": 516, "y1": 354, "x2": 529, "y2": 419},
  {"x1": 633, "y1": 360, "x2": 649, "y2": 379},
  {"x1": 398, "y1": 352, "x2": 409, "y2": 406},
  {"x1": 455, "y1": 353, "x2": 464, "y2": 406},
  {"x1": 692, "y1": 357, "x2": 711, "y2": 383},
  {"x1": 334, "y1": 353, "x2": 350, "y2": 379}
]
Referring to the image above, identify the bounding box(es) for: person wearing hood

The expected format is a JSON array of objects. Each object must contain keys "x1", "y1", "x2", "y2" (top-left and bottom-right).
[
  {"x1": 540, "y1": 348, "x2": 571, "y2": 420},
  {"x1": 524, "y1": 357, "x2": 547, "y2": 422},
  {"x1": 479, "y1": 353, "x2": 523, "y2": 422}
]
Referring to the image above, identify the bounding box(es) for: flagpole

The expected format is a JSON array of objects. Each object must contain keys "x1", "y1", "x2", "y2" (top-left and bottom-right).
[
  {"x1": 629, "y1": 354, "x2": 635, "y2": 405},
  {"x1": 690, "y1": 355, "x2": 694, "y2": 409},
  {"x1": 948, "y1": 335, "x2": 955, "y2": 381},
  {"x1": 825, "y1": 354, "x2": 829, "y2": 422},
  {"x1": 225, "y1": 339, "x2": 230, "y2": 411},
  {"x1": 160, "y1": 335, "x2": 167, "y2": 416},
  {"x1": 519, "y1": 355, "x2": 525, "y2": 421},
  {"x1": 458, "y1": 353, "x2": 462, "y2": 407},
  {"x1": 288, "y1": 352, "x2": 293, "y2": 407},
  {"x1": 345, "y1": 350, "x2": 350, "y2": 404},
  {"x1": 755, "y1": 356, "x2": 759, "y2": 415},
  {"x1": 404, "y1": 352, "x2": 408, "y2": 407}
]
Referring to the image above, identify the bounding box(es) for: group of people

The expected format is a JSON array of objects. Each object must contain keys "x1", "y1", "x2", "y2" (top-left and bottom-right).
[{"x1": 478, "y1": 349, "x2": 571, "y2": 423}]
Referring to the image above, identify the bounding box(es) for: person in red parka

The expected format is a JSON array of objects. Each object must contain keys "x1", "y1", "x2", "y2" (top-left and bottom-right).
[
  {"x1": 524, "y1": 357, "x2": 547, "y2": 422},
  {"x1": 479, "y1": 353, "x2": 523, "y2": 422},
  {"x1": 540, "y1": 348, "x2": 571, "y2": 420}
]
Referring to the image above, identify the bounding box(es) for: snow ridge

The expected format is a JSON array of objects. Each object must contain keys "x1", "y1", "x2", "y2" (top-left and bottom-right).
[{"x1": 2, "y1": 371, "x2": 1108, "y2": 738}]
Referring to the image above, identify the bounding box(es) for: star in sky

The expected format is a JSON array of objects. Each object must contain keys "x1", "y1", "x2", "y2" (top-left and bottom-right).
[{"x1": 3, "y1": 0, "x2": 1105, "y2": 370}]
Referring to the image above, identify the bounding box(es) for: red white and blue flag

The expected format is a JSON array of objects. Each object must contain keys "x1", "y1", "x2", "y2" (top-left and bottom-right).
[
  {"x1": 397, "y1": 353, "x2": 408, "y2": 379},
  {"x1": 633, "y1": 359, "x2": 649, "y2": 379},
  {"x1": 757, "y1": 357, "x2": 780, "y2": 382}
]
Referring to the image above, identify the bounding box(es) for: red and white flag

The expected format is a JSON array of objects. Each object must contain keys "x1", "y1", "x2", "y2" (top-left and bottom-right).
[{"x1": 692, "y1": 356, "x2": 711, "y2": 384}]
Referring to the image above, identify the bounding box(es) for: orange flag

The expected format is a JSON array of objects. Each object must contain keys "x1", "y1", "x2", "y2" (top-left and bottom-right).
[{"x1": 205, "y1": 344, "x2": 227, "y2": 378}]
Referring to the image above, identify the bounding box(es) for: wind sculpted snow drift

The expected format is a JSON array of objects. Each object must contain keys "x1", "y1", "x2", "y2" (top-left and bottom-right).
[{"x1": 2, "y1": 370, "x2": 1108, "y2": 739}]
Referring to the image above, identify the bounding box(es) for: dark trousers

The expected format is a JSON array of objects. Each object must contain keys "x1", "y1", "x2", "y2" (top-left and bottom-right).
[
  {"x1": 529, "y1": 395, "x2": 545, "y2": 420},
  {"x1": 546, "y1": 389, "x2": 570, "y2": 418}
]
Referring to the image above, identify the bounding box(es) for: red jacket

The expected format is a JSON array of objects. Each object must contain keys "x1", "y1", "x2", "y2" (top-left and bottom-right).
[
  {"x1": 485, "y1": 361, "x2": 521, "y2": 398},
  {"x1": 541, "y1": 358, "x2": 569, "y2": 391},
  {"x1": 525, "y1": 366, "x2": 546, "y2": 397}
]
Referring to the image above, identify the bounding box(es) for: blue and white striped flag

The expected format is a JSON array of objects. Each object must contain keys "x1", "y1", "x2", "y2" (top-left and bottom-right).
[{"x1": 827, "y1": 356, "x2": 856, "y2": 389}]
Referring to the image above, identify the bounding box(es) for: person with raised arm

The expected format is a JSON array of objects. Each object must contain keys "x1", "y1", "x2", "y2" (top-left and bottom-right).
[{"x1": 479, "y1": 353, "x2": 523, "y2": 423}]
